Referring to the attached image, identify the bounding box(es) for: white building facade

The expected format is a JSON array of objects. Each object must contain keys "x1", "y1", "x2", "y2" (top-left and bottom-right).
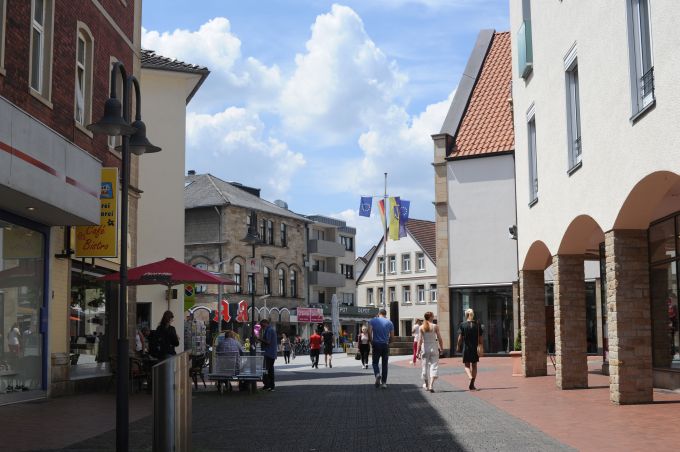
[{"x1": 510, "y1": 0, "x2": 680, "y2": 402}]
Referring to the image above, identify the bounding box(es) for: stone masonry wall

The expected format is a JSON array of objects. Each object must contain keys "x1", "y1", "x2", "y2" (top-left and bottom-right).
[
  {"x1": 520, "y1": 270, "x2": 547, "y2": 377},
  {"x1": 605, "y1": 230, "x2": 653, "y2": 404},
  {"x1": 553, "y1": 254, "x2": 587, "y2": 389}
]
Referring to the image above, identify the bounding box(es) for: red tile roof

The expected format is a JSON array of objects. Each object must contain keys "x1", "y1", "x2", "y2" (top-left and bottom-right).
[
  {"x1": 451, "y1": 32, "x2": 514, "y2": 159},
  {"x1": 406, "y1": 219, "x2": 436, "y2": 264}
]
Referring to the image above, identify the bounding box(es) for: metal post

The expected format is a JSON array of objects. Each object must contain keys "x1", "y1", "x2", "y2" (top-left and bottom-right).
[
  {"x1": 153, "y1": 352, "x2": 191, "y2": 451},
  {"x1": 250, "y1": 243, "x2": 256, "y2": 348},
  {"x1": 382, "y1": 172, "x2": 387, "y2": 309}
]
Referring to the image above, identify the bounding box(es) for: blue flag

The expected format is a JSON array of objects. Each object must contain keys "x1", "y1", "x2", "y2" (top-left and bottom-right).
[
  {"x1": 398, "y1": 200, "x2": 410, "y2": 238},
  {"x1": 359, "y1": 196, "x2": 372, "y2": 217}
]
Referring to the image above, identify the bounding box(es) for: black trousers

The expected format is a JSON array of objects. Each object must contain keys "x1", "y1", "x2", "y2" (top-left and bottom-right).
[
  {"x1": 263, "y1": 356, "x2": 275, "y2": 389},
  {"x1": 283, "y1": 351, "x2": 291, "y2": 363},
  {"x1": 310, "y1": 349, "x2": 320, "y2": 367},
  {"x1": 359, "y1": 343, "x2": 370, "y2": 365}
]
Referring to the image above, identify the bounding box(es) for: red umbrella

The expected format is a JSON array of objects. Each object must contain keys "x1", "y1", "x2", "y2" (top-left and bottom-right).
[{"x1": 100, "y1": 257, "x2": 235, "y2": 308}]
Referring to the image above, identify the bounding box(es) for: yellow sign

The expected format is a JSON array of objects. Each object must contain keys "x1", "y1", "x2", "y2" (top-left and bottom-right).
[{"x1": 75, "y1": 167, "x2": 118, "y2": 258}]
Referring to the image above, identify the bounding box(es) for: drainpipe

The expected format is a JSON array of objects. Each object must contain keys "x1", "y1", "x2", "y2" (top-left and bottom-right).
[{"x1": 213, "y1": 206, "x2": 223, "y2": 270}]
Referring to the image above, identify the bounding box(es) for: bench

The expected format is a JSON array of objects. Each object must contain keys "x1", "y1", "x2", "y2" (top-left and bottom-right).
[{"x1": 207, "y1": 351, "x2": 264, "y2": 394}]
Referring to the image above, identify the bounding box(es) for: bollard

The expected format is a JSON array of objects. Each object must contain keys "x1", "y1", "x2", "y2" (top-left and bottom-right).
[{"x1": 153, "y1": 352, "x2": 191, "y2": 451}]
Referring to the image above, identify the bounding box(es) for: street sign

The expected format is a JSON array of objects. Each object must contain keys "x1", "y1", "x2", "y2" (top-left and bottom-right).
[{"x1": 246, "y1": 258, "x2": 260, "y2": 273}]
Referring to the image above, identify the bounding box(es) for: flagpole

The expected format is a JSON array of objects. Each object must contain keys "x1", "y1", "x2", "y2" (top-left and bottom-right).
[{"x1": 383, "y1": 172, "x2": 387, "y2": 310}]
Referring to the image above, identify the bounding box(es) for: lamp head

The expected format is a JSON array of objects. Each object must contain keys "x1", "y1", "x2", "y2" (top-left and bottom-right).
[
  {"x1": 115, "y1": 119, "x2": 161, "y2": 155},
  {"x1": 86, "y1": 97, "x2": 136, "y2": 136},
  {"x1": 242, "y1": 211, "x2": 261, "y2": 245}
]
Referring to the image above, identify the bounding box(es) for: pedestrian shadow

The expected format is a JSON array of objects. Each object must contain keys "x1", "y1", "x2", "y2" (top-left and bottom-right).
[
  {"x1": 474, "y1": 386, "x2": 518, "y2": 391},
  {"x1": 652, "y1": 399, "x2": 680, "y2": 404}
]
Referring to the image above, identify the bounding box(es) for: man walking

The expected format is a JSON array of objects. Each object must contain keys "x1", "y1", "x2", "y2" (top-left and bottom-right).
[
  {"x1": 257, "y1": 319, "x2": 277, "y2": 391},
  {"x1": 309, "y1": 329, "x2": 322, "y2": 368},
  {"x1": 321, "y1": 325, "x2": 334, "y2": 368},
  {"x1": 368, "y1": 309, "x2": 394, "y2": 388}
]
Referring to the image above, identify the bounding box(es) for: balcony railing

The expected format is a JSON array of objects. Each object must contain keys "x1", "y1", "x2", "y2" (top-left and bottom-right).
[
  {"x1": 307, "y1": 239, "x2": 345, "y2": 257},
  {"x1": 517, "y1": 19, "x2": 533, "y2": 79},
  {"x1": 308, "y1": 270, "x2": 346, "y2": 288}
]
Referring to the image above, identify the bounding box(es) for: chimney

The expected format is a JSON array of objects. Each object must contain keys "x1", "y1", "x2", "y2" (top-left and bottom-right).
[{"x1": 187, "y1": 170, "x2": 196, "y2": 175}]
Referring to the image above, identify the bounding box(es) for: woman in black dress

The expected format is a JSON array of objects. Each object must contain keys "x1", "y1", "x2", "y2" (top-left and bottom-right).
[
  {"x1": 457, "y1": 308, "x2": 483, "y2": 390},
  {"x1": 155, "y1": 310, "x2": 180, "y2": 360}
]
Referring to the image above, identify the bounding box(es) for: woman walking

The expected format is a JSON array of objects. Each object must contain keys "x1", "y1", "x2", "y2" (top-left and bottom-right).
[
  {"x1": 281, "y1": 333, "x2": 292, "y2": 364},
  {"x1": 457, "y1": 308, "x2": 483, "y2": 390},
  {"x1": 155, "y1": 310, "x2": 180, "y2": 360},
  {"x1": 358, "y1": 326, "x2": 370, "y2": 369},
  {"x1": 417, "y1": 312, "x2": 443, "y2": 392}
]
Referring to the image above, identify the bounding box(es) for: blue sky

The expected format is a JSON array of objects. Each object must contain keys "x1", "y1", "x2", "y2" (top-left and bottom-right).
[{"x1": 142, "y1": 0, "x2": 510, "y2": 254}]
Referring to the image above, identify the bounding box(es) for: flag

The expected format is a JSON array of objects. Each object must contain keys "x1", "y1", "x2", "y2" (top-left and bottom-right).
[
  {"x1": 398, "y1": 200, "x2": 410, "y2": 238},
  {"x1": 359, "y1": 196, "x2": 372, "y2": 217},
  {"x1": 378, "y1": 199, "x2": 386, "y2": 229},
  {"x1": 389, "y1": 197, "x2": 400, "y2": 240}
]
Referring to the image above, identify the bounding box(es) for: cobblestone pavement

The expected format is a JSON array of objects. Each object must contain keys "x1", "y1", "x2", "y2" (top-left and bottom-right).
[{"x1": 54, "y1": 355, "x2": 571, "y2": 452}]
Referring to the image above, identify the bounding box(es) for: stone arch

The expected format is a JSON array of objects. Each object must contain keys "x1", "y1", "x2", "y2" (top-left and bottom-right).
[
  {"x1": 230, "y1": 255, "x2": 246, "y2": 265},
  {"x1": 614, "y1": 171, "x2": 680, "y2": 229},
  {"x1": 275, "y1": 262, "x2": 290, "y2": 271},
  {"x1": 557, "y1": 215, "x2": 605, "y2": 257},
  {"x1": 522, "y1": 240, "x2": 552, "y2": 271},
  {"x1": 189, "y1": 255, "x2": 212, "y2": 266}
]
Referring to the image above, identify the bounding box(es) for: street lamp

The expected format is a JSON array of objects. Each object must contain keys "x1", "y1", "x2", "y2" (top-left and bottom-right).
[
  {"x1": 87, "y1": 62, "x2": 161, "y2": 452},
  {"x1": 241, "y1": 210, "x2": 262, "y2": 350}
]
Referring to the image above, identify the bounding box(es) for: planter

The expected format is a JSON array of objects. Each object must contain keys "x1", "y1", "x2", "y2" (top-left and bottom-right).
[{"x1": 509, "y1": 351, "x2": 522, "y2": 376}]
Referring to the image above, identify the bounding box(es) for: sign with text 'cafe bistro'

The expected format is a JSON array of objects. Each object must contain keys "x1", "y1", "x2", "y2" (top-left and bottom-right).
[{"x1": 75, "y1": 167, "x2": 118, "y2": 258}]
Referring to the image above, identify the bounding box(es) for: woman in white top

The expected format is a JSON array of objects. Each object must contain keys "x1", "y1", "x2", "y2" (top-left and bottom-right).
[
  {"x1": 417, "y1": 312, "x2": 443, "y2": 392},
  {"x1": 411, "y1": 319, "x2": 422, "y2": 366},
  {"x1": 358, "y1": 326, "x2": 370, "y2": 369},
  {"x1": 8, "y1": 323, "x2": 21, "y2": 356}
]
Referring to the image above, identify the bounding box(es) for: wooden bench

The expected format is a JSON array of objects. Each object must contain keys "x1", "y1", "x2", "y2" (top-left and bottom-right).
[{"x1": 207, "y1": 352, "x2": 264, "y2": 394}]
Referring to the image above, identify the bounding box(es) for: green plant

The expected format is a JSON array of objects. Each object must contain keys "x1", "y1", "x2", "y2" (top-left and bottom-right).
[{"x1": 514, "y1": 331, "x2": 522, "y2": 351}]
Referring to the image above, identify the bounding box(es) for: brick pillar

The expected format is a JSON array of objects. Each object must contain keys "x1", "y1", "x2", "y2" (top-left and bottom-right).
[
  {"x1": 520, "y1": 270, "x2": 547, "y2": 376},
  {"x1": 553, "y1": 254, "x2": 588, "y2": 389},
  {"x1": 605, "y1": 230, "x2": 652, "y2": 404}
]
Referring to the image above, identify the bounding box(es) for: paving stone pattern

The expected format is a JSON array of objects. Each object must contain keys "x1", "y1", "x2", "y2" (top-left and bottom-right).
[{"x1": 55, "y1": 357, "x2": 571, "y2": 452}]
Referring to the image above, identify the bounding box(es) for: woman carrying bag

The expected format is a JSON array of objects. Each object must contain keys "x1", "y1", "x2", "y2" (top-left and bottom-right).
[{"x1": 456, "y1": 308, "x2": 483, "y2": 390}]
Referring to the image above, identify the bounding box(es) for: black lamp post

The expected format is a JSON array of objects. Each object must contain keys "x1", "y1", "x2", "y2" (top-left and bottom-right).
[
  {"x1": 241, "y1": 210, "x2": 262, "y2": 350},
  {"x1": 87, "y1": 62, "x2": 161, "y2": 452}
]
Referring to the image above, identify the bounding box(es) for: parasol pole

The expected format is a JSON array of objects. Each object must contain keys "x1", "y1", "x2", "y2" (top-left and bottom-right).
[{"x1": 166, "y1": 284, "x2": 171, "y2": 311}]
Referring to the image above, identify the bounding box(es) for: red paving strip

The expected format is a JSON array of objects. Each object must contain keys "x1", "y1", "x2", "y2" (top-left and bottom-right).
[{"x1": 420, "y1": 356, "x2": 680, "y2": 451}]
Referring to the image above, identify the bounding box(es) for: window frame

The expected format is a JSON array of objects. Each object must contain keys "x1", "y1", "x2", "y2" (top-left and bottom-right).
[
  {"x1": 290, "y1": 270, "x2": 297, "y2": 298},
  {"x1": 29, "y1": 0, "x2": 53, "y2": 104},
  {"x1": 233, "y1": 263, "x2": 242, "y2": 294},
  {"x1": 74, "y1": 24, "x2": 94, "y2": 135},
  {"x1": 388, "y1": 255, "x2": 396, "y2": 274},
  {"x1": 377, "y1": 257, "x2": 385, "y2": 275},
  {"x1": 388, "y1": 286, "x2": 396, "y2": 303},
  {"x1": 527, "y1": 105, "x2": 538, "y2": 205},
  {"x1": 402, "y1": 285, "x2": 411, "y2": 303},
  {"x1": 627, "y1": 0, "x2": 655, "y2": 116},
  {"x1": 429, "y1": 284, "x2": 437, "y2": 302},
  {"x1": 280, "y1": 223, "x2": 287, "y2": 247},
  {"x1": 0, "y1": 0, "x2": 7, "y2": 75},
  {"x1": 367, "y1": 288, "x2": 374, "y2": 305},
  {"x1": 417, "y1": 284, "x2": 426, "y2": 303},
  {"x1": 564, "y1": 46, "x2": 581, "y2": 172},
  {"x1": 340, "y1": 235, "x2": 354, "y2": 251},
  {"x1": 402, "y1": 253, "x2": 411, "y2": 273},
  {"x1": 247, "y1": 272, "x2": 255, "y2": 294},
  {"x1": 263, "y1": 266, "x2": 271, "y2": 295},
  {"x1": 278, "y1": 268, "x2": 286, "y2": 296},
  {"x1": 416, "y1": 253, "x2": 426, "y2": 272}
]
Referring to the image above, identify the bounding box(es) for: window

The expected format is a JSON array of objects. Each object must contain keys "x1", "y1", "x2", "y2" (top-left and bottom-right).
[
  {"x1": 628, "y1": 0, "x2": 654, "y2": 114},
  {"x1": 30, "y1": 0, "x2": 53, "y2": 100},
  {"x1": 278, "y1": 268, "x2": 286, "y2": 296},
  {"x1": 527, "y1": 108, "x2": 538, "y2": 204},
  {"x1": 417, "y1": 285, "x2": 425, "y2": 303},
  {"x1": 402, "y1": 253, "x2": 411, "y2": 272},
  {"x1": 290, "y1": 270, "x2": 297, "y2": 297},
  {"x1": 312, "y1": 259, "x2": 325, "y2": 272},
  {"x1": 377, "y1": 257, "x2": 384, "y2": 275},
  {"x1": 340, "y1": 264, "x2": 354, "y2": 279},
  {"x1": 312, "y1": 229, "x2": 325, "y2": 240},
  {"x1": 259, "y1": 219, "x2": 266, "y2": 245},
  {"x1": 263, "y1": 267, "x2": 271, "y2": 295},
  {"x1": 266, "y1": 220, "x2": 273, "y2": 245},
  {"x1": 564, "y1": 48, "x2": 581, "y2": 170},
  {"x1": 517, "y1": 0, "x2": 533, "y2": 79},
  {"x1": 0, "y1": 0, "x2": 7, "y2": 73},
  {"x1": 367, "y1": 288, "x2": 374, "y2": 305},
  {"x1": 416, "y1": 253, "x2": 425, "y2": 271},
  {"x1": 430, "y1": 284, "x2": 437, "y2": 302},
  {"x1": 388, "y1": 255, "x2": 396, "y2": 274},
  {"x1": 403, "y1": 286, "x2": 411, "y2": 303},
  {"x1": 247, "y1": 273, "x2": 255, "y2": 294},
  {"x1": 341, "y1": 293, "x2": 354, "y2": 305},
  {"x1": 194, "y1": 263, "x2": 208, "y2": 293},
  {"x1": 378, "y1": 288, "x2": 384, "y2": 305},
  {"x1": 340, "y1": 235, "x2": 354, "y2": 251},
  {"x1": 75, "y1": 26, "x2": 93, "y2": 127},
  {"x1": 233, "y1": 263, "x2": 242, "y2": 293},
  {"x1": 389, "y1": 286, "x2": 396, "y2": 303},
  {"x1": 280, "y1": 223, "x2": 287, "y2": 247}
]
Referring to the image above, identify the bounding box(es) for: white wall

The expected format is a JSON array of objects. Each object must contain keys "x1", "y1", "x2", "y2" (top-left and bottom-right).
[
  {"x1": 510, "y1": 0, "x2": 680, "y2": 265},
  {"x1": 137, "y1": 69, "x2": 201, "y2": 346},
  {"x1": 448, "y1": 154, "x2": 518, "y2": 286},
  {"x1": 356, "y1": 232, "x2": 437, "y2": 324}
]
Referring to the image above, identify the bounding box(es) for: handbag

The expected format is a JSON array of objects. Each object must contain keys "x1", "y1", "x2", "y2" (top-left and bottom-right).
[
  {"x1": 476, "y1": 322, "x2": 484, "y2": 358},
  {"x1": 355, "y1": 351, "x2": 362, "y2": 360}
]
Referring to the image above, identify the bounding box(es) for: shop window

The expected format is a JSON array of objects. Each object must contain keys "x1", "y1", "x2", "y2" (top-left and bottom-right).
[
  {"x1": 74, "y1": 25, "x2": 94, "y2": 128},
  {"x1": 0, "y1": 218, "x2": 45, "y2": 399},
  {"x1": 70, "y1": 263, "x2": 108, "y2": 369}
]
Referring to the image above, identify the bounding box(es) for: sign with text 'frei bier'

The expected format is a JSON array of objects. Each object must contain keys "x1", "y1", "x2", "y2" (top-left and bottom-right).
[{"x1": 75, "y1": 167, "x2": 118, "y2": 258}]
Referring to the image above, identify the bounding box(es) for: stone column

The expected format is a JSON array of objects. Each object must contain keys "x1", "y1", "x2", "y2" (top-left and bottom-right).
[
  {"x1": 553, "y1": 254, "x2": 587, "y2": 389},
  {"x1": 605, "y1": 230, "x2": 652, "y2": 404},
  {"x1": 520, "y1": 270, "x2": 547, "y2": 376}
]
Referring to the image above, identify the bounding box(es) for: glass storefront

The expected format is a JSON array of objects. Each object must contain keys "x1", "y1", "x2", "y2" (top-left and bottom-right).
[
  {"x1": 451, "y1": 286, "x2": 514, "y2": 354},
  {"x1": 0, "y1": 216, "x2": 46, "y2": 402},
  {"x1": 649, "y1": 215, "x2": 680, "y2": 370},
  {"x1": 544, "y1": 281, "x2": 598, "y2": 354}
]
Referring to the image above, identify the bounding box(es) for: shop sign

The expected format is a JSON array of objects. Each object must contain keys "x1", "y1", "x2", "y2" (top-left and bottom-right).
[
  {"x1": 320, "y1": 305, "x2": 379, "y2": 318},
  {"x1": 184, "y1": 283, "x2": 196, "y2": 308},
  {"x1": 75, "y1": 167, "x2": 118, "y2": 258},
  {"x1": 236, "y1": 300, "x2": 249, "y2": 322},
  {"x1": 297, "y1": 307, "x2": 324, "y2": 323},
  {"x1": 246, "y1": 257, "x2": 260, "y2": 274}
]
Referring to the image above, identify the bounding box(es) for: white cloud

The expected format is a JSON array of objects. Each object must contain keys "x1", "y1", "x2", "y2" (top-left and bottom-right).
[
  {"x1": 142, "y1": 18, "x2": 282, "y2": 112},
  {"x1": 279, "y1": 4, "x2": 407, "y2": 143},
  {"x1": 328, "y1": 208, "x2": 385, "y2": 256},
  {"x1": 186, "y1": 108, "x2": 305, "y2": 196}
]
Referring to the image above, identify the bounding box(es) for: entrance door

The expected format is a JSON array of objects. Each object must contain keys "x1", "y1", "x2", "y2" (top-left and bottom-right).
[{"x1": 404, "y1": 320, "x2": 413, "y2": 337}]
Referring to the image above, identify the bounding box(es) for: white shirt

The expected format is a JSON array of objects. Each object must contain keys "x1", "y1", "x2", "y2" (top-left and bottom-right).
[
  {"x1": 8, "y1": 327, "x2": 20, "y2": 346},
  {"x1": 412, "y1": 324, "x2": 420, "y2": 342}
]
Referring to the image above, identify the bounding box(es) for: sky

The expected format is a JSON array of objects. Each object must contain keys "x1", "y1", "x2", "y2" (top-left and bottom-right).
[{"x1": 141, "y1": 0, "x2": 510, "y2": 255}]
